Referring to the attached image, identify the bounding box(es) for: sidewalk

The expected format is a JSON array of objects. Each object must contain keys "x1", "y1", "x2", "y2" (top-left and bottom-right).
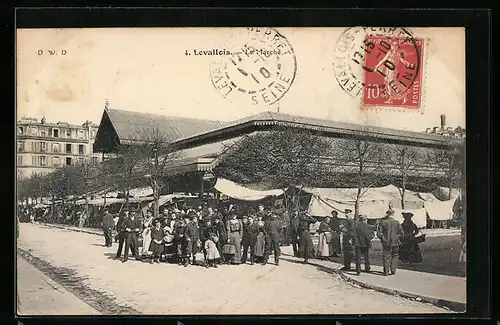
[
  {"x1": 40, "y1": 222, "x2": 466, "y2": 312},
  {"x1": 17, "y1": 256, "x2": 100, "y2": 315},
  {"x1": 40, "y1": 223, "x2": 105, "y2": 236},
  {"x1": 279, "y1": 245, "x2": 466, "y2": 312}
]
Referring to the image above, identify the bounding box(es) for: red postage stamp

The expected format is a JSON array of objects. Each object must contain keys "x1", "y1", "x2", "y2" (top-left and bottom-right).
[{"x1": 362, "y1": 36, "x2": 424, "y2": 109}]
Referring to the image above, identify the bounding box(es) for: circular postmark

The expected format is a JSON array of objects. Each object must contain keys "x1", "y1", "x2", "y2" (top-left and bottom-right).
[
  {"x1": 332, "y1": 27, "x2": 424, "y2": 109},
  {"x1": 210, "y1": 28, "x2": 297, "y2": 106}
]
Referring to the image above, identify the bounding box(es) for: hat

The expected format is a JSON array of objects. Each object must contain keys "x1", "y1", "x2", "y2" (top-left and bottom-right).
[
  {"x1": 402, "y1": 212, "x2": 414, "y2": 218},
  {"x1": 331, "y1": 210, "x2": 338, "y2": 215},
  {"x1": 122, "y1": 207, "x2": 129, "y2": 212},
  {"x1": 386, "y1": 209, "x2": 395, "y2": 216},
  {"x1": 345, "y1": 209, "x2": 352, "y2": 213},
  {"x1": 358, "y1": 214, "x2": 367, "y2": 220}
]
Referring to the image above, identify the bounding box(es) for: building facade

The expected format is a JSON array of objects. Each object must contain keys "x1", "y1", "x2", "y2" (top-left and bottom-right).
[{"x1": 17, "y1": 116, "x2": 102, "y2": 179}]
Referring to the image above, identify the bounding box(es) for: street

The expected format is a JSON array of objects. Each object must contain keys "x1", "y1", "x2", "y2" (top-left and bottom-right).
[{"x1": 16, "y1": 223, "x2": 447, "y2": 315}]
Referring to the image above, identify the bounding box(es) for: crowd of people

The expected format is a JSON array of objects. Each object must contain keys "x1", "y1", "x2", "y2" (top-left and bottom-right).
[{"x1": 99, "y1": 202, "x2": 425, "y2": 276}]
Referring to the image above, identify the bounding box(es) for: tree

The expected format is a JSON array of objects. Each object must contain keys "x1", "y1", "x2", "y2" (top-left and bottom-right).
[
  {"x1": 134, "y1": 127, "x2": 179, "y2": 219},
  {"x1": 213, "y1": 127, "x2": 335, "y2": 212},
  {"x1": 334, "y1": 138, "x2": 385, "y2": 217},
  {"x1": 428, "y1": 139, "x2": 464, "y2": 200},
  {"x1": 106, "y1": 144, "x2": 146, "y2": 207},
  {"x1": 385, "y1": 145, "x2": 432, "y2": 209}
]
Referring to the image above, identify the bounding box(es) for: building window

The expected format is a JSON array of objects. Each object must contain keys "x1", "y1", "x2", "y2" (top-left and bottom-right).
[
  {"x1": 78, "y1": 157, "x2": 84, "y2": 164},
  {"x1": 39, "y1": 156, "x2": 46, "y2": 166},
  {"x1": 30, "y1": 126, "x2": 38, "y2": 135},
  {"x1": 17, "y1": 127, "x2": 24, "y2": 135},
  {"x1": 41, "y1": 128, "x2": 47, "y2": 137},
  {"x1": 92, "y1": 156, "x2": 98, "y2": 164},
  {"x1": 53, "y1": 129, "x2": 59, "y2": 137},
  {"x1": 78, "y1": 144, "x2": 85, "y2": 155},
  {"x1": 32, "y1": 156, "x2": 37, "y2": 166},
  {"x1": 66, "y1": 129, "x2": 72, "y2": 138},
  {"x1": 92, "y1": 130, "x2": 96, "y2": 138},
  {"x1": 53, "y1": 156, "x2": 59, "y2": 166},
  {"x1": 66, "y1": 144, "x2": 72, "y2": 154},
  {"x1": 52, "y1": 143, "x2": 60, "y2": 153},
  {"x1": 41, "y1": 142, "x2": 47, "y2": 152},
  {"x1": 77, "y1": 130, "x2": 84, "y2": 139},
  {"x1": 66, "y1": 157, "x2": 72, "y2": 165},
  {"x1": 17, "y1": 155, "x2": 22, "y2": 166},
  {"x1": 17, "y1": 141, "x2": 25, "y2": 152}
]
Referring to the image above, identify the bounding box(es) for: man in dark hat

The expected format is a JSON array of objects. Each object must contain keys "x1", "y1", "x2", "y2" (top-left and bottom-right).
[
  {"x1": 122, "y1": 208, "x2": 141, "y2": 262},
  {"x1": 263, "y1": 213, "x2": 282, "y2": 266},
  {"x1": 173, "y1": 213, "x2": 187, "y2": 265},
  {"x1": 115, "y1": 208, "x2": 134, "y2": 259},
  {"x1": 289, "y1": 210, "x2": 300, "y2": 257},
  {"x1": 101, "y1": 207, "x2": 114, "y2": 247},
  {"x1": 184, "y1": 213, "x2": 200, "y2": 266},
  {"x1": 377, "y1": 209, "x2": 404, "y2": 275},
  {"x1": 354, "y1": 214, "x2": 374, "y2": 275},
  {"x1": 340, "y1": 209, "x2": 355, "y2": 270}
]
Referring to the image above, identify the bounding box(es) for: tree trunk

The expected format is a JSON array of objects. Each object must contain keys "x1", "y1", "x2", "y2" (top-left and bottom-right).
[
  {"x1": 355, "y1": 187, "x2": 362, "y2": 218},
  {"x1": 153, "y1": 182, "x2": 159, "y2": 219},
  {"x1": 125, "y1": 185, "x2": 130, "y2": 207}
]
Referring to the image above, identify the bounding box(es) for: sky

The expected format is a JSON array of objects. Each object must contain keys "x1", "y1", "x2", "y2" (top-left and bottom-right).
[{"x1": 16, "y1": 27, "x2": 465, "y2": 131}]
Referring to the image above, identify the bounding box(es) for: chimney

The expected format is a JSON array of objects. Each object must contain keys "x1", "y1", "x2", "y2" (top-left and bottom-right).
[
  {"x1": 440, "y1": 114, "x2": 446, "y2": 129},
  {"x1": 41, "y1": 116, "x2": 46, "y2": 124}
]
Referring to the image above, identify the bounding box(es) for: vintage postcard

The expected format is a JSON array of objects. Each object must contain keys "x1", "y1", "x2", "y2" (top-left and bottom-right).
[{"x1": 16, "y1": 27, "x2": 466, "y2": 315}]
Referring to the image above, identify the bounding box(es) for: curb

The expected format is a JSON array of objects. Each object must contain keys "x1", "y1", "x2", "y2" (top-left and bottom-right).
[
  {"x1": 40, "y1": 223, "x2": 104, "y2": 236},
  {"x1": 337, "y1": 271, "x2": 465, "y2": 312}
]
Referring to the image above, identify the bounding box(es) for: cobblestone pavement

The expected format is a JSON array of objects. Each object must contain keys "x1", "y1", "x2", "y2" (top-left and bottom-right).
[{"x1": 17, "y1": 223, "x2": 446, "y2": 315}]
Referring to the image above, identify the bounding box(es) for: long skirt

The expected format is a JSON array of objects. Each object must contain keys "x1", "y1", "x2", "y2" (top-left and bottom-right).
[
  {"x1": 228, "y1": 232, "x2": 242, "y2": 264},
  {"x1": 399, "y1": 240, "x2": 423, "y2": 263},
  {"x1": 254, "y1": 232, "x2": 266, "y2": 257},
  {"x1": 298, "y1": 230, "x2": 315, "y2": 258},
  {"x1": 149, "y1": 240, "x2": 163, "y2": 255},
  {"x1": 205, "y1": 239, "x2": 221, "y2": 260},
  {"x1": 328, "y1": 231, "x2": 341, "y2": 255},
  {"x1": 141, "y1": 228, "x2": 152, "y2": 256},
  {"x1": 317, "y1": 232, "x2": 330, "y2": 257}
]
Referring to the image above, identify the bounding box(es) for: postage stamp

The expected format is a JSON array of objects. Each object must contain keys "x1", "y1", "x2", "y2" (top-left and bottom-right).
[
  {"x1": 209, "y1": 28, "x2": 297, "y2": 106},
  {"x1": 332, "y1": 27, "x2": 425, "y2": 110}
]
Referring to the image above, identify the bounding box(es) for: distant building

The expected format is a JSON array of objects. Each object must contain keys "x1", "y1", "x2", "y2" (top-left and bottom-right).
[
  {"x1": 424, "y1": 114, "x2": 466, "y2": 138},
  {"x1": 16, "y1": 116, "x2": 101, "y2": 179}
]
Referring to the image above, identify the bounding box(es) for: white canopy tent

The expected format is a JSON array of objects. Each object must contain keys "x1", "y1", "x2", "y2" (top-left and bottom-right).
[
  {"x1": 214, "y1": 178, "x2": 285, "y2": 201},
  {"x1": 305, "y1": 185, "x2": 457, "y2": 224}
]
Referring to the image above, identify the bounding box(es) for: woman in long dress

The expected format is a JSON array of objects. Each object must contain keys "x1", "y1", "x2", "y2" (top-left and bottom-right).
[
  {"x1": 254, "y1": 216, "x2": 266, "y2": 263},
  {"x1": 316, "y1": 217, "x2": 331, "y2": 260},
  {"x1": 399, "y1": 212, "x2": 423, "y2": 264},
  {"x1": 226, "y1": 214, "x2": 243, "y2": 264},
  {"x1": 141, "y1": 210, "x2": 154, "y2": 258}
]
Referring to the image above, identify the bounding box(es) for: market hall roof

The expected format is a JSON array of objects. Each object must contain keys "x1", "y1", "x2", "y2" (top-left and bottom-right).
[
  {"x1": 172, "y1": 111, "x2": 463, "y2": 150},
  {"x1": 93, "y1": 108, "x2": 224, "y2": 153}
]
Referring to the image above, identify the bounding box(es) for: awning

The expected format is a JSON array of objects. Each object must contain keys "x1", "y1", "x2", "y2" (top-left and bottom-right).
[
  {"x1": 141, "y1": 194, "x2": 199, "y2": 214},
  {"x1": 128, "y1": 187, "x2": 154, "y2": 197},
  {"x1": 214, "y1": 178, "x2": 284, "y2": 201},
  {"x1": 307, "y1": 196, "x2": 389, "y2": 219},
  {"x1": 423, "y1": 198, "x2": 458, "y2": 221}
]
